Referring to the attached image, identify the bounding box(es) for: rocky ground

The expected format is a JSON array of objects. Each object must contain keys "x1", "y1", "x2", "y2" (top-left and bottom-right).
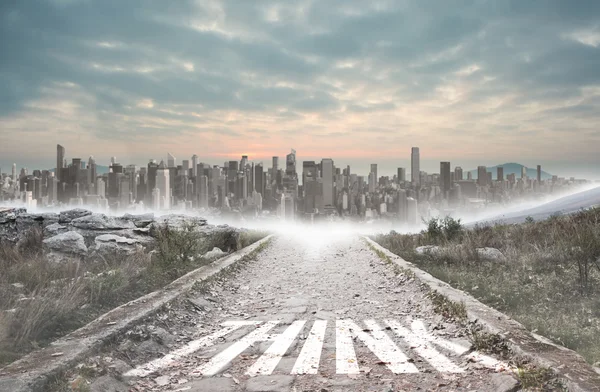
[
  {"x1": 62, "y1": 233, "x2": 519, "y2": 392},
  {"x1": 0, "y1": 207, "x2": 242, "y2": 261}
]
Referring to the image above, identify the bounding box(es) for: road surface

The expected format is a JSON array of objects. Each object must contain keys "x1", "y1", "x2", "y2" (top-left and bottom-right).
[{"x1": 87, "y1": 234, "x2": 516, "y2": 392}]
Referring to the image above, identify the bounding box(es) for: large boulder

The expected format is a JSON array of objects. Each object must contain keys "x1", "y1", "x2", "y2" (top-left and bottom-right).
[
  {"x1": 93, "y1": 234, "x2": 141, "y2": 255},
  {"x1": 59, "y1": 209, "x2": 92, "y2": 223},
  {"x1": 43, "y1": 231, "x2": 87, "y2": 256},
  {"x1": 0, "y1": 208, "x2": 27, "y2": 224},
  {"x1": 71, "y1": 214, "x2": 135, "y2": 230},
  {"x1": 16, "y1": 213, "x2": 59, "y2": 233},
  {"x1": 415, "y1": 245, "x2": 442, "y2": 256},
  {"x1": 202, "y1": 247, "x2": 227, "y2": 261},
  {"x1": 44, "y1": 223, "x2": 69, "y2": 237},
  {"x1": 475, "y1": 247, "x2": 506, "y2": 262},
  {"x1": 151, "y1": 214, "x2": 207, "y2": 231},
  {"x1": 122, "y1": 213, "x2": 155, "y2": 228}
]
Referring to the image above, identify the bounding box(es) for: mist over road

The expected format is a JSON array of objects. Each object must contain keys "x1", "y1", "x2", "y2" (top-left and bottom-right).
[{"x1": 111, "y1": 234, "x2": 513, "y2": 392}]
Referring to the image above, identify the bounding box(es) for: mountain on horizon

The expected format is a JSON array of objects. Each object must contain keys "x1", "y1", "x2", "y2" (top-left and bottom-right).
[
  {"x1": 49, "y1": 165, "x2": 110, "y2": 175},
  {"x1": 467, "y1": 163, "x2": 552, "y2": 180}
]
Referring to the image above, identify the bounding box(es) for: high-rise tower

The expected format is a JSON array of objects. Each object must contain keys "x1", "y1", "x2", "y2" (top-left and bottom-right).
[
  {"x1": 56, "y1": 144, "x2": 65, "y2": 182},
  {"x1": 411, "y1": 147, "x2": 420, "y2": 186}
]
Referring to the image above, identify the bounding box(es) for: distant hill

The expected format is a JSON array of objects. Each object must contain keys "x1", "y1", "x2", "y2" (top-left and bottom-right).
[
  {"x1": 467, "y1": 163, "x2": 552, "y2": 180},
  {"x1": 49, "y1": 165, "x2": 110, "y2": 174}
]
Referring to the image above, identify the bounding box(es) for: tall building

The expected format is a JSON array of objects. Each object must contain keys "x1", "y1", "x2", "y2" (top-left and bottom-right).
[
  {"x1": 88, "y1": 156, "x2": 97, "y2": 187},
  {"x1": 156, "y1": 160, "x2": 171, "y2": 210},
  {"x1": 397, "y1": 168, "x2": 406, "y2": 183},
  {"x1": 254, "y1": 164, "x2": 264, "y2": 195},
  {"x1": 182, "y1": 160, "x2": 190, "y2": 174},
  {"x1": 440, "y1": 162, "x2": 451, "y2": 195},
  {"x1": 11, "y1": 163, "x2": 16, "y2": 181},
  {"x1": 322, "y1": 158, "x2": 334, "y2": 207},
  {"x1": 272, "y1": 156, "x2": 279, "y2": 174},
  {"x1": 167, "y1": 152, "x2": 176, "y2": 168},
  {"x1": 454, "y1": 167, "x2": 463, "y2": 181},
  {"x1": 198, "y1": 175, "x2": 208, "y2": 208},
  {"x1": 56, "y1": 144, "x2": 65, "y2": 182},
  {"x1": 537, "y1": 165, "x2": 542, "y2": 182},
  {"x1": 411, "y1": 147, "x2": 420, "y2": 186},
  {"x1": 370, "y1": 164, "x2": 378, "y2": 184},
  {"x1": 477, "y1": 166, "x2": 488, "y2": 186},
  {"x1": 191, "y1": 155, "x2": 199, "y2": 177},
  {"x1": 521, "y1": 166, "x2": 527, "y2": 179},
  {"x1": 497, "y1": 167, "x2": 504, "y2": 182}
]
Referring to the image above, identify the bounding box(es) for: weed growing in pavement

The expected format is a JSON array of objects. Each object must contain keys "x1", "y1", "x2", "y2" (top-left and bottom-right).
[
  {"x1": 373, "y1": 207, "x2": 600, "y2": 364},
  {"x1": 426, "y1": 290, "x2": 467, "y2": 323},
  {"x1": 0, "y1": 224, "x2": 268, "y2": 367},
  {"x1": 516, "y1": 364, "x2": 566, "y2": 391},
  {"x1": 468, "y1": 326, "x2": 511, "y2": 359}
]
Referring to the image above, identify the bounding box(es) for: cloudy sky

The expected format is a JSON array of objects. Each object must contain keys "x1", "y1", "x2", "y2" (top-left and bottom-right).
[{"x1": 1, "y1": 0, "x2": 600, "y2": 179}]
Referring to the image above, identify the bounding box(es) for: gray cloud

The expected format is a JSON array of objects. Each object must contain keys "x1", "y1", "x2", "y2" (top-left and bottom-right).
[{"x1": 1, "y1": 0, "x2": 600, "y2": 168}]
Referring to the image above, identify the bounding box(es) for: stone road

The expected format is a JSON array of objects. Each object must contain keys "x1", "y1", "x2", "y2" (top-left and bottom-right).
[{"x1": 84, "y1": 233, "x2": 518, "y2": 392}]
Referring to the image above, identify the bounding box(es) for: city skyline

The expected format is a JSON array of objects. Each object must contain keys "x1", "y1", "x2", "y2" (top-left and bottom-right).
[{"x1": 1, "y1": 1, "x2": 600, "y2": 180}]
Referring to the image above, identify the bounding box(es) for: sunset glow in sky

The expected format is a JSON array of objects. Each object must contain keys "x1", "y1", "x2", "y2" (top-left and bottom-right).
[{"x1": 1, "y1": 1, "x2": 600, "y2": 178}]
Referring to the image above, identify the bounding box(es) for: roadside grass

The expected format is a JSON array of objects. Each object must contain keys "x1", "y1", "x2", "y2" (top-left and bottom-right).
[
  {"x1": 0, "y1": 224, "x2": 268, "y2": 368},
  {"x1": 373, "y1": 208, "x2": 600, "y2": 364}
]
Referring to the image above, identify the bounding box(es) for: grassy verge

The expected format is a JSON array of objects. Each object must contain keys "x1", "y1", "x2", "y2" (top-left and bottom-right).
[
  {"x1": 0, "y1": 225, "x2": 269, "y2": 367},
  {"x1": 373, "y1": 208, "x2": 600, "y2": 365}
]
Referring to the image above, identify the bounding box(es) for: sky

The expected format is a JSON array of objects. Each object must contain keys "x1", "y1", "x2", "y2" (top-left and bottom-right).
[{"x1": 1, "y1": 0, "x2": 600, "y2": 179}]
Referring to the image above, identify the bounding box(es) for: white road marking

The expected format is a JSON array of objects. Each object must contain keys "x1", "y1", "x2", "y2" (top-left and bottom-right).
[
  {"x1": 409, "y1": 319, "x2": 506, "y2": 370},
  {"x1": 193, "y1": 321, "x2": 280, "y2": 376},
  {"x1": 357, "y1": 320, "x2": 419, "y2": 374},
  {"x1": 385, "y1": 319, "x2": 464, "y2": 373},
  {"x1": 336, "y1": 320, "x2": 360, "y2": 374},
  {"x1": 124, "y1": 321, "x2": 260, "y2": 378},
  {"x1": 246, "y1": 320, "x2": 306, "y2": 376},
  {"x1": 291, "y1": 320, "x2": 327, "y2": 374}
]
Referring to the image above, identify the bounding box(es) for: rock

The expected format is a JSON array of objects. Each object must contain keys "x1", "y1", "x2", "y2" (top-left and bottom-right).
[
  {"x1": 71, "y1": 214, "x2": 135, "y2": 230},
  {"x1": 0, "y1": 208, "x2": 27, "y2": 224},
  {"x1": 43, "y1": 231, "x2": 87, "y2": 256},
  {"x1": 203, "y1": 247, "x2": 227, "y2": 261},
  {"x1": 44, "y1": 223, "x2": 69, "y2": 237},
  {"x1": 59, "y1": 208, "x2": 92, "y2": 223},
  {"x1": 90, "y1": 375, "x2": 129, "y2": 392},
  {"x1": 185, "y1": 378, "x2": 235, "y2": 392},
  {"x1": 93, "y1": 234, "x2": 140, "y2": 255},
  {"x1": 122, "y1": 213, "x2": 155, "y2": 228},
  {"x1": 246, "y1": 375, "x2": 294, "y2": 392},
  {"x1": 154, "y1": 375, "x2": 170, "y2": 386},
  {"x1": 415, "y1": 245, "x2": 442, "y2": 256},
  {"x1": 490, "y1": 373, "x2": 519, "y2": 392},
  {"x1": 476, "y1": 247, "x2": 506, "y2": 262},
  {"x1": 16, "y1": 213, "x2": 58, "y2": 232}
]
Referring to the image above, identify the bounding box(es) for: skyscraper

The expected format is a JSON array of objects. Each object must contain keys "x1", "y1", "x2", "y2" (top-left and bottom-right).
[
  {"x1": 167, "y1": 153, "x2": 176, "y2": 168},
  {"x1": 370, "y1": 164, "x2": 378, "y2": 184},
  {"x1": 88, "y1": 156, "x2": 97, "y2": 187},
  {"x1": 191, "y1": 155, "x2": 199, "y2": 177},
  {"x1": 397, "y1": 168, "x2": 406, "y2": 183},
  {"x1": 322, "y1": 158, "x2": 334, "y2": 207},
  {"x1": 56, "y1": 144, "x2": 65, "y2": 182},
  {"x1": 497, "y1": 167, "x2": 504, "y2": 182},
  {"x1": 272, "y1": 156, "x2": 279, "y2": 174},
  {"x1": 254, "y1": 164, "x2": 264, "y2": 195},
  {"x1": 411, "y1": 147, "x2": 420, "y2": 186},
  {"x1": 198, "y1": 175, "x2": 208, "y2": 208},
  {"x1": 440, "y1": 162, "x2": 451, "y2": 195},
  {"x1": 156, "y1": 160, "x2": 171, "y2": 210},
  {"x1": 521, "y1": 166, "x2": 527, "y2": 179},
  {"x1": 477, "y1": 166, "x2": 488, "y2": 186},
  {"x1": 454, "y1": 166, "x2": 463, "y2": 181},
  {"x1": 11, "y1": 163, "x2": 16, "y2": 181},
  {"x1": 537, "y1": 165, "x2": 542, "y2": 182}
]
